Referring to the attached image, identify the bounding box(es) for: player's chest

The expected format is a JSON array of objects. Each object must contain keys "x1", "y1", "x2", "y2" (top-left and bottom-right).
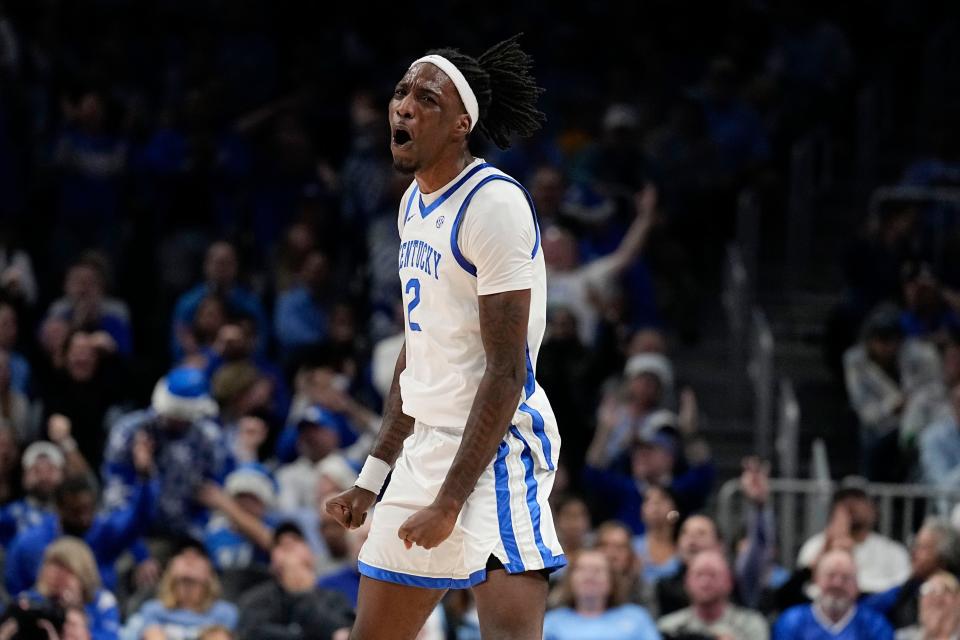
[{"x1": 398, "y1": 214, "x2": 453, "y2": 282}]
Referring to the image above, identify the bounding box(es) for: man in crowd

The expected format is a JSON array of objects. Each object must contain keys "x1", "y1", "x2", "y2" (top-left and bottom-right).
[
  {"x1": 5, "y1": 448, "x2": 156, "y2": 595},
  {"x1": 236, "y1": 521, "x2": 353, "y2": 640},
  {"x1": 774, "y1": 550, "x2": 893, "y2": 639},
  {"x1": 796, "y1": 486, "x2": 910, "y2": 595},
  {"x1": 103, "y1": 367, "x2": 231, "y2": 539},
  {"x1": 0, "y1": 442, "x2": 64, "y2": 545},
  {"x1": 920, "y1": 380, "x2": 960, "y2": 488},
  {"x1": 862, "y1": 517, "x2": 960, "y2": 630},
  {"x1": 171, "y1": 241, "x2": 268, "y2": 360},
  {"x1": 658, "y1": 549, "x2": 768, "y2": 640}
]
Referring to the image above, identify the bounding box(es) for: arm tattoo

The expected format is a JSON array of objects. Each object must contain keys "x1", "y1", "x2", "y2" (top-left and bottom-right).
[
  {"x1": 370, "y1": 343, "x2": 415, "y2": 465},
  {"x1": 437, "y1": 289, "x2": 530, "y2": 510}
]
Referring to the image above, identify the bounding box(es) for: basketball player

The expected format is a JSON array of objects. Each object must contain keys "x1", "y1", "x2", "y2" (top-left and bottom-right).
[{"x1": 325, "y1": 35, "x2": 564, "y2": 639}]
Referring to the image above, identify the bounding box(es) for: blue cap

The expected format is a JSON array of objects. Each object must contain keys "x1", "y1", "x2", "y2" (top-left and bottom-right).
[
  {"x1": 297, "y1": 405, "x2": 338, "y2": 429},
  {"x1": 166, "y1": 367, "x2": 209, "y2": 398}
]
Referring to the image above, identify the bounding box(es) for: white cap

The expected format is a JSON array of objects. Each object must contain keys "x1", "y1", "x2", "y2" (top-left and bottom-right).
[
  {"x1": 225, "y1": 467, "x2": 276, "y2": 508},
  {"x1": 624, "y1": 353, "x2": 674, "y2": 393},
  {"x1": 316, "y1": 454, "x2": 358, "y2": 491},
  {"x1": 22, "y1": 442, "x2": 66, "y2": 470}
]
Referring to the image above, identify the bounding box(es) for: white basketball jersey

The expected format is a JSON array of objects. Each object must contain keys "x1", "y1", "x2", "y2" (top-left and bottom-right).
[{"x1": 396, "y1": 158, "x2": 556, "y2": 439}]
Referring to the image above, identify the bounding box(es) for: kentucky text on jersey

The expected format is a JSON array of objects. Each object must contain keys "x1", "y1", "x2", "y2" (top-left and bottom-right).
[{"x1": 398, "y1": 239, "x2": 443, "y2": 280}]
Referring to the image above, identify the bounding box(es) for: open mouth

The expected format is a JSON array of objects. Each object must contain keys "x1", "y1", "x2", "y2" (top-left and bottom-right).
[{"x1": 393, "y1": 129, "x2": 412, "y2": 146}]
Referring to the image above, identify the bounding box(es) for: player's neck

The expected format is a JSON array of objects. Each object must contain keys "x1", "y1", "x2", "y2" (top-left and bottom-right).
[{"x1": 415, "y1": 147, "x2": 475, "y2": 194}]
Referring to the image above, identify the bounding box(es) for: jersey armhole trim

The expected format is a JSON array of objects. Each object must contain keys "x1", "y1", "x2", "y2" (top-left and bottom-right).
[{"x1": 449, "y1": 175, "x2": 543, "y2": 277}]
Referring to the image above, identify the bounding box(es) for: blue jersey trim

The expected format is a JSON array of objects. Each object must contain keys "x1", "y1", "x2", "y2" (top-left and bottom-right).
[
  {"x1": 518, "y1": 402, "x2": 554, "y2": 471},
  {"x1": 418, "y1": 162, "x2": 492, "y2": 219},
  {"x1": 493, "y1": 439, "x2": 525, "y2": 573},
  {"x1": 509, "y1": 426, "x2": 556, "y2": 567},
  {"x1": 523, "y1": 344, "x2": 536, "y2": 400},
  {"x1": 358, "y1": 561, "x2": 486, "y2": 589},
  {"x1": 403, "y1": 184, "x2": 420, "y2": 225},
  {"x1": 449, "y1": 173, "x2": 543, "y2": 276}
]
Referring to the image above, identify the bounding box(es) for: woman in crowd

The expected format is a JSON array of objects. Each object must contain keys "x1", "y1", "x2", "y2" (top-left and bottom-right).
[
  {"x1": 544, "y1": 549, "x2": 661, "y2": 640},
  {"x1": 595, "y1": 520, "x2": 657, "y2": 613},
  {"x1": 23, "y1": 536, "x2": 120, "y2": 640},
  {"x1": 123, "y1": 545, "x2": 237, "y2": 640},
  {"x1": 899, "y1": 570, "x2": 960, "y2": 640},
  {"x1": 633, "y1": 484, "x2": 682, "y2": 583}
]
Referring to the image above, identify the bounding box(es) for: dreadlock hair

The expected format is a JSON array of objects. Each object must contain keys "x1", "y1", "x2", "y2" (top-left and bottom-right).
[{"x1": 426, "y1": 33, "x2": 545, "y2": 150}]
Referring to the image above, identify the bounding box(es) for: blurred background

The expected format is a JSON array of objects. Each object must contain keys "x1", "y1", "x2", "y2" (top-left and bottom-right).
[{"x1": 1, "y1": 1, "x2": 960, "y2": 639}]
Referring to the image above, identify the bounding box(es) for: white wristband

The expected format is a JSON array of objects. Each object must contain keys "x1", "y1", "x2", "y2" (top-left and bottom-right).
[{"x1": 355, "y1": 456, "x2": 391, "y2": 495}]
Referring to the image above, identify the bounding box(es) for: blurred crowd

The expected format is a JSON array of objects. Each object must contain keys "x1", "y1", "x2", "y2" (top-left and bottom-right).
[{"x1": 0, "y1": 0, "x2": 959, "y2": 639}]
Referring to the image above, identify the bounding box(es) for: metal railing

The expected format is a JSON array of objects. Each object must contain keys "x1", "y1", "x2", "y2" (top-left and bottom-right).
[
  {"x1": 775, "y1": 378, "x2": 800, "y2": 479},
  {"x1": 717, "y1": 478, "x2": 960, "y2": 569},
  {"x1": 723, "y1": 244, "x2": 749, "y2": 370},
  {"x1": 749, "y1": 308, "x2": 775, "y2": 460}
]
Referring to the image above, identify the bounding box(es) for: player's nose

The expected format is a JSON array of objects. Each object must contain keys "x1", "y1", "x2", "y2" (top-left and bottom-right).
[{"x1": 395, "y1": 93, "x2": 416, "y2": 120}]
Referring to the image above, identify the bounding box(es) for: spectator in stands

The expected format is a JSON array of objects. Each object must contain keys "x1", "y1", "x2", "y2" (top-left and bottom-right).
[
  {"x1": 274, "y1": 249, "x2": 332, "y2": 361},
  {"x1": 797, "y1": 486, "x2": 910, "y2": 595},
  {"x1": 585, "y1": 419, "x2": 715, "y2": 534},
  {"x1": 316, "y1": 519, "x2": 369, "y2": 608},
  {"x1": 542, "y1": 185, "x2": 657, "y2": 347},
  {"x1": 863, "y1": 518, "x2": 960, "y2": 631},
  {"x1": 21, "y1": 537, "x2": 121, "y2": 640},
  {"x1": 0, "y1": 425, "x2": 17, "y2": 504},
  {"x1": 735, "y1": 457, "x2": 786, "y2": 611},
  {"x1": 52, "y1": 90, "x2": 127, "y2": 262},
  {"x1": 594, "y1": 521, "x2": 655, "y2": 610},
  {"x1": 899, "y1": 262, "x2": 960, "y2": 343},
  {"x1": 0, "y1": 233, "x2": 37, "y2": 307},
  {"x1": 543, "y1": 549, "x2": 661, "y2": 640},
  {"x1": 773, "y1": 550, "x2": 893, "y2": 640},
  {"x1": 658, "y1": 549, "x2": 769, "y2": 640},
  {"x1": 0, "y1": 350, "x2": 30, "y2": 441},
  {"x1": 0, "y1": 301, "x2": 30, "y2": 394},
  {"x1": 6, "y1": 461, "x2": 156, "y2": 595},
  {"x1": 554, "y1": 495, "x2": 593, "y2": 558},
  {"x1": 657, "y1": 515, "x2": 724, "y2": 616},
  {"x1": 210, "y1": 362, "x2": 276, "y2": 462},
  {"x1": 843, "y1": 305, "x2": 942, "y2": 480},
  {"x1": 696, "y1": 58, "x2": 771, "y2": 178},
  {"x1": 103, "y1": 368, "x2": 230, "y2": 539},
  {"x1": 180, "y1": 295, "x2": 229, "y2": 362},
  {"x1": 45, "y1": 253, "x2": 133, "y2": 357},
  {"x1": 201, "y1": 466, "x2": 277, "y2": 572},
  {"x1": 274, "y1": 365, "x2": 378, "y2": 465},
  {"x1": 632, "y1": 484, "x2": 681, "y2": 584},
  {"x1": 276, "y1": 406, "x2": 343, "y2": 512},
  {"x1": 171, "y1": 241, "x2": 268, "y2": 361},
  {"x1": 123, "y1": 545, "x2": 238, "y2": 640},
  {"x1": 920, "y1": 380, "x2": 960, "y2": 488},
  {"x1": 0, "y1": 442, "x2": 63, "y2": 545},
  {"x1": 902, "y1": 334, "x2": 960, "y2": 452},
  {"x1": 593, "y1": 354, "x2": 674, "y2": 463},
  {"x1": 235, "y1": 521, "x2": 352, "y2": 640},
  {"x1": 272, "y1": 222, "x2": 317, "y2": 295},
  {"x1": 897, "y1": 571, "x2": 960, "y2": 640},
  {"x1": 203, "y1": 319, "x2": 291, "y2": 420},
  {"x1": 41, "y1": 330, "x2": 126, "y2": 471}
]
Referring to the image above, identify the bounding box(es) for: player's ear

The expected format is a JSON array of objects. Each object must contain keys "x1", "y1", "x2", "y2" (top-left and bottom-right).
[{"x1": 454, "y1": 113, "x2": 471, "y2": 138}]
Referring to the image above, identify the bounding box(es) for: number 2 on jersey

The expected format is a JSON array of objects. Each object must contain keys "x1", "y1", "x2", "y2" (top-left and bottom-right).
[{"x1": 405, "y1": 278, "x2": 422, "y2": 331}]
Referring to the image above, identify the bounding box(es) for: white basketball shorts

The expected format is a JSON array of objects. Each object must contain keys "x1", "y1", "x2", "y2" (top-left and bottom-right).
[{"x1": 358, "y1": 420, "x2": 566, "y2": 588}]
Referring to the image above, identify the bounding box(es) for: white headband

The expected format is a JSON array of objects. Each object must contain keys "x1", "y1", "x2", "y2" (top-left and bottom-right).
[{"x1": 410, "y1": 55, "x2": 479, "y2": 131}]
